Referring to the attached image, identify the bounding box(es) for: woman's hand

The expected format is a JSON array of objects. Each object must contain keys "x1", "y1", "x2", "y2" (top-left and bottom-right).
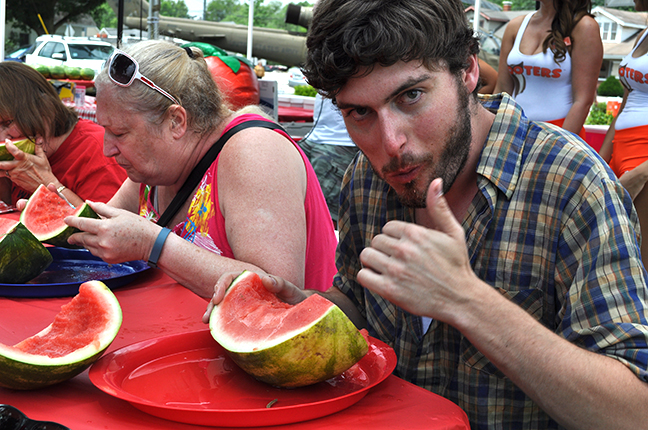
[
  {"x1": 202, "y1": 272, "x2": 309, "y2": 323},
  {"x1": 65, "y1": 200, "x2": 159, "y2": 264},
  {"x1": 0, "y1": 139, "x2": 58, "y2": 194}
]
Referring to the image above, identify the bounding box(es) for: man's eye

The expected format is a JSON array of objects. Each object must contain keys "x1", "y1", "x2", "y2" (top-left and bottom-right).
[
  {"x1": 354, "y1": 107, "x2": 368, "y2": 116},
  {"x1": 402, "y1": 89, "x2": 421, "y2": 102}
]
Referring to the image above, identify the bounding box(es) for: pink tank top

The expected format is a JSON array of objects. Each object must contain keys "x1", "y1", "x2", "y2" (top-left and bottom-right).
[{"x1": 139, "y1": 114, "x2": 338, "y2": 291}]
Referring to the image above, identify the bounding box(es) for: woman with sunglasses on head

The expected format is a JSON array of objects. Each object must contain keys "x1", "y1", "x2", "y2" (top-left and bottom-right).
[
  {"x1": 599, "y1": 0, "x2": 648, "y2": 268},
  {"x1": 494, "y1": 0, "x2": 602, "y2": 139},
  {"x1": 0, "y1": 62, "x2": 127, "y2": 207},
  {"x1": 64, "y1": 40, "x2": 338, "y2": 298}
]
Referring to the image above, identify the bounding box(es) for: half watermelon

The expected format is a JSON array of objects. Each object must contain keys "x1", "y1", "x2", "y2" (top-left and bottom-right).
[
  {"x1": 0, "y1": 280, "x2": 122, "y2": 390},
  {"x1": 0, "y1": 218, "x2": 53, "y2": 284},
  {"x1": 209, "y1": 271, "x2": 369, "y2": 388},
  {"x1": 20, "y1": 184, "x2": 98, "y2": 248}
]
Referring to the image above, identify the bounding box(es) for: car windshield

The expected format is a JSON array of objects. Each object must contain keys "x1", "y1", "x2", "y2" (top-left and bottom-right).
[{"x1": 68, "y1": 44, "x2": 113, "y2": 60}]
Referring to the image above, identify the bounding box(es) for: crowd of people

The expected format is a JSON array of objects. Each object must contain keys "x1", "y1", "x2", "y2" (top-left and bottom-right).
[{"x1": 3, "y1": 0, "x2": 648, "y2": 428}]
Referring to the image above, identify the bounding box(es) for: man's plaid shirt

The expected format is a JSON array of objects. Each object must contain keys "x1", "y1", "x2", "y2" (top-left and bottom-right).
[{"x1": 334, "y1": 93, "x2": 648, "y2": 429}]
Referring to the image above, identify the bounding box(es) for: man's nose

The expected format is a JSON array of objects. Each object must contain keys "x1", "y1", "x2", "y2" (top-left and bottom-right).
[{"x1": 377, "y1": 111, "x2": 406, "y2": 157}]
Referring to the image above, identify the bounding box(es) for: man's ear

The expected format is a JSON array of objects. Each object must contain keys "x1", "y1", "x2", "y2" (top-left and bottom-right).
[
  {"x1": 168, "y1": 105, "x2": 188, "y2": 138},
  {"x1": 463, "y1": 54, "x2": 480, "y2": 94}
]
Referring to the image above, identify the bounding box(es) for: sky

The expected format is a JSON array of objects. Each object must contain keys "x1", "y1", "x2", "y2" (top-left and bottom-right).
[{"x1": 184, "y1": 0, "x2": 299, "y2": 20}]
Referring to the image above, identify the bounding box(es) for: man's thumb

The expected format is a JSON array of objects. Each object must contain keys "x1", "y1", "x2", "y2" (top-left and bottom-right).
[{"x1": 425, "y1": 178, "x2": 463, "y2": 237}]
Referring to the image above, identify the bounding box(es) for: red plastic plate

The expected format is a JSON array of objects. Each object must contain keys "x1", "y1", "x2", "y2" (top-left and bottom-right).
[{"x1": 89, "y1": 329, "x2": 396, "y2": 427}]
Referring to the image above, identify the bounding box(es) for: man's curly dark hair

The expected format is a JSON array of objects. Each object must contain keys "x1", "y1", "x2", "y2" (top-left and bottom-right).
[{"x1": 303, "y1": 0, "x2": 480, "y2": 99}]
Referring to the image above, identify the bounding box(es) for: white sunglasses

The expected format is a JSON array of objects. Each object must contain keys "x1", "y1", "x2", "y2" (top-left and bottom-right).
[{"x1": 107, "y1": 49, "x2": 180, "y2": 106}]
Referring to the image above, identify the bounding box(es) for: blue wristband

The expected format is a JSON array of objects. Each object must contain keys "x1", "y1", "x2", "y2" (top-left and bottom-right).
[{"x1": 148, "y1": 227, "x2": 171, "y2": 268}]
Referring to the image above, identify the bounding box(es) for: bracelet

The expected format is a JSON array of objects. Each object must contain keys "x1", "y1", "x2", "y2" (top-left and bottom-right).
[
  {"x1": 148, "y1": 227, "x2": 171, "y2": 268},
  {"x1": 56, "y1": 185, "x2": 66, "y2": 194}
]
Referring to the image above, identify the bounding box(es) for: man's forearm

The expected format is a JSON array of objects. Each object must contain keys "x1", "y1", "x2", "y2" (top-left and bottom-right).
[{"x1": 318, "y1": 286, "x2": 367, "y2": 329}]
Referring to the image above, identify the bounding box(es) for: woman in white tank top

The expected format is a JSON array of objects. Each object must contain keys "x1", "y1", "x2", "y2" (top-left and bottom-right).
[
  {"x1": 494, "y1": 0, "x2": 602, "y2": 138},
  {"x1": 599, "y1": 0, "x2": 648, "y2": 268}
]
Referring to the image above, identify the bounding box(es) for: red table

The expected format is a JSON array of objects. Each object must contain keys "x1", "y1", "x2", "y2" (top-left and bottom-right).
[
  {"x1": 278, "y1": 106, "x2": 314, "y2": 123},
  {"x1": 0, "y1": 217, "x2": 469, "y2": 429}
]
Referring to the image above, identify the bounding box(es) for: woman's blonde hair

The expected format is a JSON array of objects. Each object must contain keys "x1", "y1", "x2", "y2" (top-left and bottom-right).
[{"x1": 95, "y1": 40, "x2": 229, "y2": 137}]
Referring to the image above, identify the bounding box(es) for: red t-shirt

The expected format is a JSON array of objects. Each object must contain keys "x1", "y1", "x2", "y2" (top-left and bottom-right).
[{"x1": 12, "y1": 119, "x2": 127, "y2": 204}]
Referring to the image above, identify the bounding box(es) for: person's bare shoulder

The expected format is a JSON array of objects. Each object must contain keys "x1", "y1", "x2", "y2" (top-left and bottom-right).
[{"x1": 572, "y1": 15, "x2": 601, "y2": 39}]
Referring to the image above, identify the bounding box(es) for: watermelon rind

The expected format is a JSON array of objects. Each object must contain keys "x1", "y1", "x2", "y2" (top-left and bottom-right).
[
  {"x1": 209, "y1": 271, "x2": 369, "y2": 388},
  {"x1": 0, "y1": 281, "x2": 122, "y2": 390},
  {"x1": 20, "y1": 184, "x2": 99, "y2": 248},
  {"x1": 0, "y1": 138, "x2": 36, "y2": 161},
  {"x1": 0, "y1": 219, "x2": 53, "y2": 284}
]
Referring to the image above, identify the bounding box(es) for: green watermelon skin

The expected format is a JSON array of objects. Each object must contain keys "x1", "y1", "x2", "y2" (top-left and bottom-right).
[
  {"x1": 0, "y1": 348, "x2": 104, "y2": 390},
  {"x1": 0, "y1": 139, "x2": 36, "y2": 161},
  {"x1": 0, "y1": 220, "x2": 53, "y2": 284},
  {"x1": 20, "y1": 185, "x2": 99, "y2": 248},
  {"x1": 80, "y1": 68, "x2": 95, "y2": 81}
]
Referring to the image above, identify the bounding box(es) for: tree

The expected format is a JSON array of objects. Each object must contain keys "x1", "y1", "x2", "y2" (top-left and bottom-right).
[
  {"x1": 160, "y1": 0, "x2": 191, "y2": 19},
  {"x1": 7, "y1": 0, "x2": 106, "y2": 35},
  {"x1": 492, "y1": 0, "x2": 607, "y2": 9},
  {"x1": 205, "y1": 0, "x2": 240, "y2": 22},
  {"x1": 89, "y1": 2, "x2": 117, "y2": 29},
  {"x1": 204, "y1": 0, "x2": 311, "y2": 33}
]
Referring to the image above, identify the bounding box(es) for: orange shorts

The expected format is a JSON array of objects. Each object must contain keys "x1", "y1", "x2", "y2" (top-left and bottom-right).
[
  {"x1": 609, "y1": 124, "x2": 648, "y2": 178},
  {"x1": 547, "y1": 118, "x2": 587, "y2": 142}
]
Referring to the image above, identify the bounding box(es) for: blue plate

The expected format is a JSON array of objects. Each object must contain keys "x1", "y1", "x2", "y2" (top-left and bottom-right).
[{"x1": 0, "y1": 247, "x2": 149, "y2": 298}]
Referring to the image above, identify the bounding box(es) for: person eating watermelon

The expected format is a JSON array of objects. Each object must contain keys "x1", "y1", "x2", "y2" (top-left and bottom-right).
[
  {"x1": 63, "y1": 40, "x2": 337, "y2": 298},
  {"x1": 0, "y1": 62, "x2": 127, "y2": 208}
]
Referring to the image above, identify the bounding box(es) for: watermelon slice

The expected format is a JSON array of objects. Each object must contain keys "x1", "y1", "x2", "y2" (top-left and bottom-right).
[
  {"x1": 0, "y1": 280, "x2": 122, "y2": 390},
  {"x1": 0, "y1": 218, "x2": 53, "y2": 284},
  {"x1": 0, "y1": 138, "x2": 36, "y2": 161},
  {"x1": 20, "y1": 184, "x2": 99, "y2": 248},
  {"x1": 209, "y1": 271, "x2": 369, "y2": 388}
]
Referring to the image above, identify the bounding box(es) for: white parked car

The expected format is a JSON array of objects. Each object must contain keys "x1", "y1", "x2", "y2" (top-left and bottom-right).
[
  {"x1": 288, "y1": 67, "x2": 308, "y2": 88},
  {"x1": 24, "y1": 35, "x2": 114, "y2": 78}
]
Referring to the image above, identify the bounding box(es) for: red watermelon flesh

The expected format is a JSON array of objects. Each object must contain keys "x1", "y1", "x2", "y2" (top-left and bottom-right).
[
  {"x1": 218, "y1": 276, "x2": 334, "y2": 350},
  {"x1": 20, "y1": 184, "x2": 98, "y2": 247},
  {"x1": 14, "y1": 286, "x2": 111, "y2": 357},
  {"x1": 21, "y1": 185, "x2": 80, "y2": 237},
  {"x1": 0, "y1": 281, "x2": 122, "y2": 390}
]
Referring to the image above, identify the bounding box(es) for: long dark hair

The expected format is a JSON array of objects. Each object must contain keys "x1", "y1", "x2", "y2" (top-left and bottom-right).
[{"x1": 543, "y1": 0, "x2": 593, "y2": 63}]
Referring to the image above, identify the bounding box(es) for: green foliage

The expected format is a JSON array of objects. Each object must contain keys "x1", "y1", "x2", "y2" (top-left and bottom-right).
[
  {"x1": 476, "y1": 0, "x2": 606, "y2": 9},
  {"x1": 597, "y1": 76, "x2": 625, "y2": 97},
  {"x1": 294, "y1": 85, "x2": 317, "y2": 97},
  {"x1": 89, "y1": 3, "x2": 117, "y2": 29},
  {"x1": 585, "y1": 102, "x2": 614, "y2": 126},
  {"x1": 7, "y1": 0, "x2": 106, "y2": 35},
  {"x1": 205, "y1": 0, "x2": 311, "y2": 32},
  {"x1": 161, "y1": 0, "x2": 191, "y2": 19}
]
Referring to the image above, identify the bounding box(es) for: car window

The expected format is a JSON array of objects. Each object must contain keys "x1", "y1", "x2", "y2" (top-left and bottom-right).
[
  {"x1": 39, "y1": 42, "x2": 67, "y2": 60},
  {"x1": 38, "y1": 42, "x2": 57, "y2": 58},
  {"x1": 68, "y1": 44, "x2": 113, "y2": 60}
]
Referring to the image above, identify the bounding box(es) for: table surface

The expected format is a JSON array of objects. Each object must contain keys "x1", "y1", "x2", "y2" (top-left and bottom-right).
[{"x1": 0, "y1": 214, "x2": 469, "y2": 429}]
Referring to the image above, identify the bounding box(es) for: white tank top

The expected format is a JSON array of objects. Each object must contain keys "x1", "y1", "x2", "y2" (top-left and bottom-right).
[
  {"x1": 615, "y1": 30, "x2": 648, "y2": 131},
  {"x1": 506, "y1": 12, "x2": 573, "y2": 122}
]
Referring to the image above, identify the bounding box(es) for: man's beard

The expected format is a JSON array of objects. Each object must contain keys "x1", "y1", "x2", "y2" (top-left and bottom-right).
[{"x1": 375, "y1": 81, "x2": 473, "y2": 208}]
